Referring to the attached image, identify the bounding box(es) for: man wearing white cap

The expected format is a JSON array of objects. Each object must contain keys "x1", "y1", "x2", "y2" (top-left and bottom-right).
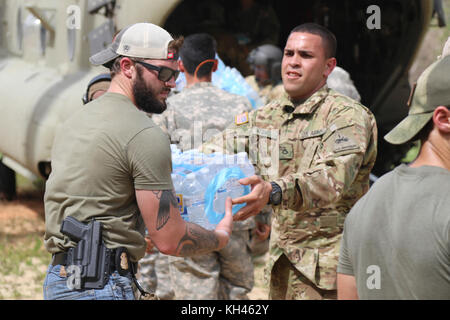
[
  {"x1": 337, "y1": 55, "x2": 450, "y2": 299},
  {"x1": 43, "y1": 23, "x2": 233, "y2": 300}
]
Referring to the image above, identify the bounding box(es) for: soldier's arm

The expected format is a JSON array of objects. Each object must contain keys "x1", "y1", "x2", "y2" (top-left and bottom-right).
[
  {"x1": 274, "y1": 105, "x2": 377, "y2": 212},
  {"x1": 239, "y1": 96, "x2": 254, "y2": 113},
  {"x1": 232, "y1": 104, "x2": 377, "y2": 219},
  {"x1": 200, "y1": 111, "x2": 254, "y2": 155},
  {"x1": 136, "y1": 189, "x2": 233, "y2": 256}
]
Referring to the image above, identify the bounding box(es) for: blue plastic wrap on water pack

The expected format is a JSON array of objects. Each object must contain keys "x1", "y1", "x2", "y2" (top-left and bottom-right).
[{"x1": 204, "y1": 167, "x2": 250, "y2": 225}]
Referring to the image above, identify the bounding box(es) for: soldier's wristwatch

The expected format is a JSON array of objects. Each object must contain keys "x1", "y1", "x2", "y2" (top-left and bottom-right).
[{"x1": 268, "y1": 182, "x2": 282, "y2": 206}]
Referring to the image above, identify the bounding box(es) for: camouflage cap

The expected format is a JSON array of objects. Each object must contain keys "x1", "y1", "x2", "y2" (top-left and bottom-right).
[{"x1": 384, "y1": 55, "x2": 450, "y2": 145}]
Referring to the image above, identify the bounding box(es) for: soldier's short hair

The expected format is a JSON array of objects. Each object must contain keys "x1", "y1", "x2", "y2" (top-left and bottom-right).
[
  {"x1": 179, "y1": 33, "x2": 217, "y2": 78},
  {"x1": 289, "y1": 23, "x2": 337, "y2": 58}
]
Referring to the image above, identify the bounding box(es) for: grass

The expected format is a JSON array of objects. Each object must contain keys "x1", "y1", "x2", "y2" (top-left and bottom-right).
[
  {"x1": 0, "y1": 233, "x2": 51, "y2": 299},
  {"x1": 0, "y1": 233, "x2": 50, "y2": 276},
  {"x1": 15, "y1": 173, "x2": 45, "y2": 194}
]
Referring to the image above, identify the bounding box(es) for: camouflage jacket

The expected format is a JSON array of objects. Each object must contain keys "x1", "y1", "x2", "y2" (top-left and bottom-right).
[
  {"x1": 153, "y1": 82, "x2": 252, "y2": 152},
  {"x1": 152, "y1": 81, "x2": 255, "y2": 231},
  {"x1": 201, "y1": 85, "x2": 378, "y2": 289}
]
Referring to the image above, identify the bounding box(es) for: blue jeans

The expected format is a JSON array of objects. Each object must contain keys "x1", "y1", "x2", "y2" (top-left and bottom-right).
[{"x1": 43, "y1": 264, "x2": 136, "y2": 300}]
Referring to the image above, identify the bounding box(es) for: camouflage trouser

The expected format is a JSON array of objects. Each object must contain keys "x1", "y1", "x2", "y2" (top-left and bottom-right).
[
  {"x1": 137, "y1": 247, "x2": 174, "y2": 300},
  {"x1": 168, "y1": 229, "x2": 254, "y2": 300},
  {"x1": 269, "y1": 253, "x2": 337, "y2": 300}
]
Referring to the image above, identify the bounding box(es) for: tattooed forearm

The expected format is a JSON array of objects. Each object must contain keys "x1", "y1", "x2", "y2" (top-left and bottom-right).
[
  {"x1": 156, "y1": 190, "x2": 178, "y2": 230},
  {"x1": 175, "y1": 223, "x2": 219, "y2": 256}
]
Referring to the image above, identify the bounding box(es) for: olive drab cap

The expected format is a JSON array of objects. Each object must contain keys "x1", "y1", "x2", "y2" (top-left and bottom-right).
[
  {"x1": 89, "y1": 23, "x2": 176, "y2": 68},
  {"x1": 384, "y1": 55, "x2": 450, "y2": 145}
]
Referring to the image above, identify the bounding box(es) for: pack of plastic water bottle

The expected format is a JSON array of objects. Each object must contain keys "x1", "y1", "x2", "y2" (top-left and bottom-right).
[{"x1": 170, "y1": 145, "x2": 255, "y2": 230}]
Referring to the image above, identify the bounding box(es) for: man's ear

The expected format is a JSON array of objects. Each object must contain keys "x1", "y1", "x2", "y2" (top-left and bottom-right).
[
  {"x1": 433, "y1": 106, "x2": 450, "y2": 133},
  {"x1": 178, "y1": 60, "x2": 185, "y2": 73},
  {"x1": 324, "y1": 57, "x2": 337, "y2": 77},
  {"x1": 120, "y1": 57, "x2": 135, "y2": 79}
]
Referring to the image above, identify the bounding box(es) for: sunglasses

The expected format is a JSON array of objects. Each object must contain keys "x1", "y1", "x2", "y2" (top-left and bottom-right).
[{"x1": 134, "y1": 60, "x2": 180, "y2": 82}]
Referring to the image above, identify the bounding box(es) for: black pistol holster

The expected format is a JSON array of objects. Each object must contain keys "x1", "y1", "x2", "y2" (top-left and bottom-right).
[
  {"x1": 60, "y1": 216, "x2": 150, "y2": 296},
  {"x1": 60, "y1": 216, "x2": 111, "y2": 289}
]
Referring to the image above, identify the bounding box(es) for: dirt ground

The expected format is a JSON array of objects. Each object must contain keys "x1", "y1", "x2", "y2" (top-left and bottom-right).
[{"x1": 0, "y1": 190, "x2": 48, "y2": 300}]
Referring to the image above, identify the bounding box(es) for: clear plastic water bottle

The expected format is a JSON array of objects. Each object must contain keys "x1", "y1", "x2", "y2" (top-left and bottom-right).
[
  {"x1": 172, "y1": 150, "x2": 255, "y2": 229},
  {"x1": 211, "y1": 153, "x2": 255, "y2": 214},
  {"x1": 196, "y1": 167, "x2": 212, "y2": 188},
  {"x1": 213, "y1": 176, "x2": 240, "y2": 214},
  {"x1": 171, "y1": 173, "x2": 182, "y2": 192},
  {"x1": 183, "y1": 172, "x2": 215, "y2": 230}
]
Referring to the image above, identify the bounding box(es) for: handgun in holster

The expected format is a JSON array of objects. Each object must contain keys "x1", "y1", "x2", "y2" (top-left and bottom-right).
[{"x1": 60, "y1": 216, "x2": 110, "y2": 289}]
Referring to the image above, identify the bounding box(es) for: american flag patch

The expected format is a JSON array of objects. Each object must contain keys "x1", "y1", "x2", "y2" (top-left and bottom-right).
[{"x1": 235, "y1": 112, "x2": 249, "y2": 125}]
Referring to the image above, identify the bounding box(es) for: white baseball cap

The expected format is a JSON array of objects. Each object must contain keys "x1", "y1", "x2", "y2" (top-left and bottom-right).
[{"x1": 89, "y1": 22, "x2": 176, "y2": 68}]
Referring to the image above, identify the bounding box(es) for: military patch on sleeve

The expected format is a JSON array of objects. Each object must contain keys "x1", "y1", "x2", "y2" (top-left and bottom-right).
[
  {"x1": 333, "y1": 132, "x2": 359, "y2": 153},
  {"x1": 279, "y1": 143, "x2": 294, "y2": 160},
  {"x1": 235, "y1": 112, "x2": 249, "y2": 125}
]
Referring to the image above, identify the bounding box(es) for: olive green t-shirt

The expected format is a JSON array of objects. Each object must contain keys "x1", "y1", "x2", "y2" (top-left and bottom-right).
[
  {"x1": 44, "y1": 92, "x2": 173, "y2": 261},
  {"x1": 338, "y1": 164, "x2": 450, "y2": 299}
]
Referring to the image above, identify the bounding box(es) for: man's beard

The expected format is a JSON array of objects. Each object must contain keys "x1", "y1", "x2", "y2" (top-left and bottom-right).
[{"x1": 132, "y1": 68, "x2": 168, "y2": 114}]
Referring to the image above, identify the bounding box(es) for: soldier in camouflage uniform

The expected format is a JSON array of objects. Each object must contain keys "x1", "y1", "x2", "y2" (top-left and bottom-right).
[
  {"x1": 246, "y1": 44, "x2": 285, "y2": 106},
  {"x1": 152, "y1": 33, "x2": 255, "y2": 300},
  {"x1": 201, "y1": 23, "x2": 377, "y2": 299}
]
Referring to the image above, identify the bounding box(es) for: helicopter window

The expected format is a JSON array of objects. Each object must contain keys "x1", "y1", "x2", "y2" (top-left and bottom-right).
[
  {"x1": 21, "y1": 8, "x2": 55, "y2": 58},
  {"x1": 23, "y1": 14, "x2": 45, "y2": 57}
]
